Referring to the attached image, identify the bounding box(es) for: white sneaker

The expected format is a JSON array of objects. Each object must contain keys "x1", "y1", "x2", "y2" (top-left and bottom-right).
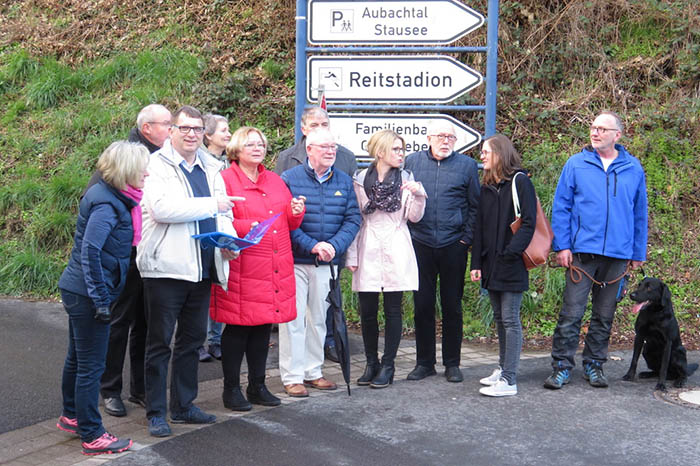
[
  {"x1": 479, "y1": 368, "x2": 502, "y2": 386},
  {"x1": 479, "y1": 378, "x2": 517, "y2": 397}
]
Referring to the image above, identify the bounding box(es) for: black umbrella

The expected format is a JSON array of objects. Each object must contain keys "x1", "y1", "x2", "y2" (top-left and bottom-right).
[{"x1": 326, "y1": 262, "x2": 351, "y2": 395}]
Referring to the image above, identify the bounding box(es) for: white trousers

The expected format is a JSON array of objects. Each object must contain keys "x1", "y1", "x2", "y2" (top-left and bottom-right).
[{"x1": 278, "y1": 263, "x2": 334, "y2": 385}]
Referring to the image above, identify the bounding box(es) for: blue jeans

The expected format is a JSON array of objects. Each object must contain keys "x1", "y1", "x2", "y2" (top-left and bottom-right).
[
  {"x1": 207, "y1": 317, "x2": 222, "y2": 346},
  {"x1": 488, "y1": 290, "x2": 523, "y2": 385},
  {"x1": 60, "y1": 290, "x2": 109, "y2": 442},
  {"x1": 551, "y1": 254, "x2": 628, "y2": 370}
]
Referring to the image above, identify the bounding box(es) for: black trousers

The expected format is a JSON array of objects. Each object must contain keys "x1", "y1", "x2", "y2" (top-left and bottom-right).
[
  {"x1": 143, "y1": 278, "x2": 210, "y2": 418},
  {"x1": 412, "y1": 240, "x2": 468, "y2": 368},
  {"x1": 358, "y1": 291, "x2": 403, "y2": 366},
  {"x1": 221, "y1": 324, "x2": 272, "y2": 389},
  {"x1": 100, "y1": 249, "x2": 146, "y2": 399}
]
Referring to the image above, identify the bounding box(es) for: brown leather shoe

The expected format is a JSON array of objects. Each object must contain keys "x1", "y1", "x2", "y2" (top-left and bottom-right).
[
  {"x1": 303, "y1": 377, "x2": 338, "y2": 391},
  {"x1": 283, "y1": 384, "x2": 309, "y2": 398}
]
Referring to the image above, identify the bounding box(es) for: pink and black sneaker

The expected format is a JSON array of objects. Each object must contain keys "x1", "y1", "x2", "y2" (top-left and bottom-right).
[
  {"x1": 56, "y1": 416, "x2": 78, "y2": 435},
  {"x1": 81, "y1": 432, "x2": 132, "y2": 456}
]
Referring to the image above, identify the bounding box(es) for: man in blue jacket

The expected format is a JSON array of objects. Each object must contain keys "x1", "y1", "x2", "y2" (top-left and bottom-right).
[
  {"x1": 545, "y1": 111, "x2": 648, "y2": 390},
  {"x1": 404, "y1": 121, "x2": 480, "y2": 383},
  {"x1": 279, "y1": 128, "x2": 361, "y2": 397}
]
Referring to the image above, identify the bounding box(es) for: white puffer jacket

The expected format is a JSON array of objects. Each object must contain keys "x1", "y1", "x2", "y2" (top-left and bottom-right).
[{"x1": 136, "y1": 140, "x2": 236, "y2": 287}]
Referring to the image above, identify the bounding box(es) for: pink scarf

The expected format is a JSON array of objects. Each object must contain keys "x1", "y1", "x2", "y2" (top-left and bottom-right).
[{"x1": 121, "y1": 185, "x2": 144, "y2": 246}]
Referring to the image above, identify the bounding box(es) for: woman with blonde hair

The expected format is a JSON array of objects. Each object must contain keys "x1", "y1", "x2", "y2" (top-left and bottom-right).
[
  {"x1": 346, "y1": 129, "x2": 426, "y2": 388},
  {"x1": 57, "y1": 141, "x2": 149, "y2": 455},
  {"x1": 470, "y1": 133, "x2": 536, "y2": 397},
  {"x1": 210, "y1": 126, "x2": 305, "y2": 410}
]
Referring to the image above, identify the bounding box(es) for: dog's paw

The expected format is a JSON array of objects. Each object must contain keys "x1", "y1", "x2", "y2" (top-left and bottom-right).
[
  {"x1": 622, "y1": 373, "x2": 635, "y2": 382},
  {"x1": 655, "y1": 383, "x2": 667, "y2": 392},
  {"x1": 673, "y1": 378, "x2": 687, "y2": 388}
]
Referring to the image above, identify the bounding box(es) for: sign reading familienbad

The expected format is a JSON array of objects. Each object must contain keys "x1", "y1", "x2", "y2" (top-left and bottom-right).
[
  {"x1": 308, "y1": 0, "x2": 485, "y2": 45},
  {"x1": 328, "y1": 113, "x2": 481, "y2": 159},
  {"x1": 307, "y1": 55, "x2": 483, "y2": 103}
]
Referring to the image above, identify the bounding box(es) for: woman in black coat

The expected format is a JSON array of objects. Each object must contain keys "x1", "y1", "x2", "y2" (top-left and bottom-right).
[{"x1": 470, "y1": 134, "x2": 536, "y2": 397}]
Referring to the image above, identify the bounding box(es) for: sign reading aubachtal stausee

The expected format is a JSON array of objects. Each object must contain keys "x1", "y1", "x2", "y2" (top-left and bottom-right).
[{"x1": 308, "y1": 0, "x2": 484, "y2": 45}]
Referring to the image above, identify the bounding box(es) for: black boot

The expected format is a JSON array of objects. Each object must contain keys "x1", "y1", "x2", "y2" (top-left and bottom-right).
[
  {"x1": 370, "y1": 364, "x2": 395, "y2": 389},
  {"x1": 357, "y1": 357, "x2": 380, "y2": 386},
  {"x1": 246, "y1": 377, "x2": 281, "y2": 407},
  {"x1": 222, "y1": 386, "x2": 252, "y2": 411}
]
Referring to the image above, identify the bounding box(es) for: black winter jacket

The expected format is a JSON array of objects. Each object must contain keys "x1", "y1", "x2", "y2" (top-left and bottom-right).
[
  {"x1": 404, "y1": 150, "x2": 480, "y2": 248},
  {"x1": 470, "y1": 171, "x2": 537, "y2": 292}
]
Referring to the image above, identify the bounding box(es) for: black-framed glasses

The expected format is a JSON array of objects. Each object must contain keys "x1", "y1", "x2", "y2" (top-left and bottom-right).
[
  {"x1": 391, "y1": 146, "x2": 405, "y2": 154},
  {"x1": 172, "y1": 125, "x2": 205, "y2": 135},
  {"x1": 430, "y1": 134, "x2": 457, "y2": 142},
  {"x1": 590, "y1": 126, "x2": 618, "y2": 134}
]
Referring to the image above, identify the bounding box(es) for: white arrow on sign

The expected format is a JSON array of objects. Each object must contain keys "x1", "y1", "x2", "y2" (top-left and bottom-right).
[
  {"x1": 308, "y1": 0, "x2": 485, "y2": 45},
  {"x1": 307, "y1": 55, "x2": 483, "y2": 103},
  {"x1": 328, "y1": 113, "x2": 481, "y2": 160}
]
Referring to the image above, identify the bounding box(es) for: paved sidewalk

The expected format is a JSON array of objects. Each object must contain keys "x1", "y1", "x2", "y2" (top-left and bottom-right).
[{"x1": 0, "y1": 343, "x2": 547, "y2": 465}]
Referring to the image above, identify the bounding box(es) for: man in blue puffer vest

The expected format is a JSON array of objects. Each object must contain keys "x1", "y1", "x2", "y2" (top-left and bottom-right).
[
  {"x1": 279, "y1": 128, "x2": 361, "y2": 397},
  {"x1": 404, "y1": 120, "x2": 480, "y2": 384},
  {"x1": 544, "y1": 111, "x2": 648, "y2": 390}
]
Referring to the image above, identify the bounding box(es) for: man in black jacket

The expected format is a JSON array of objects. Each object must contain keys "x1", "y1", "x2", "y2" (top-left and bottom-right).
[
  {"x1": 98, "y1": 104, "x2": 171, "y2": 417},
  {"x1": 404, "y1": 121, "x2": 480, "y2": 383}
]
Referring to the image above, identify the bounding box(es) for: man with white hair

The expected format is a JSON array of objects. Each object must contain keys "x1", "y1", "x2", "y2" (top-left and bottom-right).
[
  {"x1": 275, "y1": 106, "x2": 358, "y2": 363},
  {"x1": 131, "y1": 104, "x2": 173, "y2": 153},
  {"x1": 278, "y1": 128, "x2": 361, "y2": 397},
  {"x1": 404, "y1": 120, "x2": 480, "y2": 384}
]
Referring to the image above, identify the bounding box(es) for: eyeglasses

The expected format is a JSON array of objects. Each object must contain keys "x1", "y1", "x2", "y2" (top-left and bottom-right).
[
  {"x1": 391, "y1": 147, "x2": 405, "y2": 154},
  {"x1": 590, "y1": 126, "x2": 619, "y2": 134},
  {"x1": 244, "y1": 142, "x2": 266, "y2": 149},
  {"x1": 147, "y1": 121, "x2": 172, "y2": 126},
  {"x1": 430, "y1": 134, "x2": 457, "y2": 142},
  {"x1": 172, "y1": 125, "x2": 205, "y2": 135},
  {"x1": 309, "y1": 144, "x2": 338, "y2": 152}
]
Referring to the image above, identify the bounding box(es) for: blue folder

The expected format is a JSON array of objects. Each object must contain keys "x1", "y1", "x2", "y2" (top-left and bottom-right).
[{"x1": 192, "y1": 213, "x2": 281, "y2": 251}]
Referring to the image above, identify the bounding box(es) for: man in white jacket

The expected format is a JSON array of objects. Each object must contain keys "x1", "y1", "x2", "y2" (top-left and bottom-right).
[{"x1": 137, "y1": 106, "x2": 239, "y2": 437}]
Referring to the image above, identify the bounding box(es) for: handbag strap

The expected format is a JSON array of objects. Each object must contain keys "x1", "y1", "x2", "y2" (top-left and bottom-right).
[{"x1": 511, "y1": 172, "x2": 522, "y2": 219}]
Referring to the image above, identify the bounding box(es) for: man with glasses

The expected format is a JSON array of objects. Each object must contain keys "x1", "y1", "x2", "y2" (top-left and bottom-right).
[
  {"x1": 404, "y1": 120, "x2": 480, "y2": 383},
  {"x1": 545, "y1": 110, "x2": 648, "y2": 390},
  {"x1": 278, "y1": 128, "x2": 361, "y2": 397},
  {"x1": 136, "y1": 106, "x2": 240, "y2": 436},
  {"x1": 275, "y1": 106, "x2": 358, "y2": 363}
]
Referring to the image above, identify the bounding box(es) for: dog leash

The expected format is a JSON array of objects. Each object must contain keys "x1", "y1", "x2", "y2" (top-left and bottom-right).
[{"x1": 547, "y1": 255, "x2": 632, "y2": 287}]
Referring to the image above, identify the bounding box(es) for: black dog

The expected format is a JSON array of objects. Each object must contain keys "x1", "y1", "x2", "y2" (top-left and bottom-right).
[{"x1": 622, "y1": 277, "x2": 697, "y2": 391}]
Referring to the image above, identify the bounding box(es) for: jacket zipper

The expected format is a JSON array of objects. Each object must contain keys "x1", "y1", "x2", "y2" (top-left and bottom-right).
[
  {"x1": 434, "y1": 159, "x2": 440, "y2": 243},
  {"x1": 602, "y1": 172, "x2": 610, "y2": 254}
]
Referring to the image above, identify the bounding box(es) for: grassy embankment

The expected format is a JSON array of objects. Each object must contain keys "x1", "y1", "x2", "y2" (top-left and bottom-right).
[{"x1": 1, "y1": 0, "x2": 698, "y2": 345}]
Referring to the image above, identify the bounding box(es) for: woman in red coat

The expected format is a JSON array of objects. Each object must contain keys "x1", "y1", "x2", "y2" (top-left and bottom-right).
[{"x1": 210, "y1": 126, "x2": 305, "y2": 411}]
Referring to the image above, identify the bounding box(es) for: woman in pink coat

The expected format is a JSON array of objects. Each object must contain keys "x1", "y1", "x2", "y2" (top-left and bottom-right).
[
  {"x1": 346, "y1": 130, "x2": 426, "y2": 388},
  {"x1": 210, "y1": 126, "x2": 305, "y2": 410}
]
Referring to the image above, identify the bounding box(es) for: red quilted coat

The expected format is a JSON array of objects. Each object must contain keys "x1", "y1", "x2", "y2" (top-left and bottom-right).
[{"x1": 210, "y1": 162, "x2": 304, "y2": 326}]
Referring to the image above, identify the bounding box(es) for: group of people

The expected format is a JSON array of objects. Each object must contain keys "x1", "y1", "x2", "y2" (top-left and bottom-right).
[{"x1": 56, "y1": 104, "x2": 648, "y2": 456}]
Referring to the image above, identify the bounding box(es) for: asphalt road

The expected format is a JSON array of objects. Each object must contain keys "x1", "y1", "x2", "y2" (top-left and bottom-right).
[
  {"x1": 109, "y1": 354, "x2": 700, "y2": 466},
  {"x1": 4, "y1": 298, "x2": 700, "y2": 466}
]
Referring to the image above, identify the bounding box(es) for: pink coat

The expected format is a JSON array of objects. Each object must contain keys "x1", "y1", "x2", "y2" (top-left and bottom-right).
[
  {"x1": 346, "y1": 169, "x2": 426, "y2": 292},
  {"x1": 210, "y1": 163, "x2": 304, "y2": 326}
]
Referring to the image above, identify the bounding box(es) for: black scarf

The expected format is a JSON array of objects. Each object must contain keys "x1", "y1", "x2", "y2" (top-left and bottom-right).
[{"x1": 362, "y1": 165, "x2": 402, "y2": 214}]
